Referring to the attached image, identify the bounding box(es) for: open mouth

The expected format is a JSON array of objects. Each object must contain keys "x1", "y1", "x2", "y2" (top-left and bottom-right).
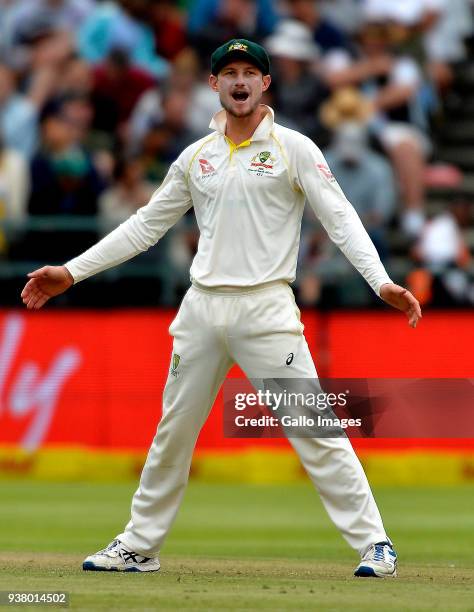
[{"x1": 232, "y1": 91, "x2": 249, "y2": 102}]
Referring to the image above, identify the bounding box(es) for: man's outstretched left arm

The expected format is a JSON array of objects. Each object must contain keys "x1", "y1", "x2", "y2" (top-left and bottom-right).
[{"x1": 294, "y1": 135, "x2": 421, "y2": 328}]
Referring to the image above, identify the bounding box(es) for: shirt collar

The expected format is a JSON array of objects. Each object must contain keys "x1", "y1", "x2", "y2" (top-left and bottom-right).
[{"x1": 209, "y1": 105, "x2": 275, "y2": 142}]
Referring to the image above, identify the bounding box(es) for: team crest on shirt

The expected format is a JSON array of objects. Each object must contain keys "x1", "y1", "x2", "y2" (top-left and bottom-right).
[
  {"x1": 248, "y1": 151, "x2": 276, "y2": 176},
  {"x1": 199, "y1": 158, "x2": 217, "y2": 177},
  {"x1": 316, "y1": 163, "x2": 336, "y2": 182}
]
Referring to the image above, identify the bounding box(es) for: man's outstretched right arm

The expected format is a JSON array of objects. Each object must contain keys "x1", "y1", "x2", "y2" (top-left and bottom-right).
[{"x1": 21, "y1": 160, "x2": 193, "y2": 309}]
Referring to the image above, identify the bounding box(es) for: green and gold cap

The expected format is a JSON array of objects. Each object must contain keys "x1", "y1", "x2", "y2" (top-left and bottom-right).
[{"x1": 211, "y1": 39, "x2": 270, "y2": 76}]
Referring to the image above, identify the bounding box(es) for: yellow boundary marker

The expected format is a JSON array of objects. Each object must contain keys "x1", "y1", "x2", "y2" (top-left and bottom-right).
[{"x1": 0, "y1": 446, "x2": 473, "y2": 485}]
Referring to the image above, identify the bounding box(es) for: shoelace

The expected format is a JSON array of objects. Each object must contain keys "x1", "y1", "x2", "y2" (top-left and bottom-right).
[
  {"x1": 97, "y1": 540, "x2": 119, "y2": 555},
  {"x1": 96, "y1": 539, "x2": 152, "y2": 563},
  {"x1": 373, "y1": 544, "x2": 386, "y2": 561}
]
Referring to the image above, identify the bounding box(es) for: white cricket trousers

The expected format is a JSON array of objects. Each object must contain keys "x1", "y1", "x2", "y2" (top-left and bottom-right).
[{"x1": 117, "y1": 281, "x2": 389, "y2": 557}]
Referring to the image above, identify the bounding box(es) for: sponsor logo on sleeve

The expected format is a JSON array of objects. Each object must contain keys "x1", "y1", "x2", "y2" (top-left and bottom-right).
[{"x1": 316, "y1": 163, "x2": 336, "y2": 182}]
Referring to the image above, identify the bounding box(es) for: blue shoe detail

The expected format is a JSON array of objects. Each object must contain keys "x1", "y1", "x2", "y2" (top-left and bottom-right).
[
  {"x1": 83, "y1": 561, "x2": 118, "y2": 572},
  {"x1": 83, "y1": 560, "x2": 152, "y2": 572},
  {"x1": 354, "y1": 565, "x2": 379, "y2": 577}
]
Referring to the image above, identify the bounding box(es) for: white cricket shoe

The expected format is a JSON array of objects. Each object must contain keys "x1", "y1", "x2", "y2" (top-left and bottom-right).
[
  {"x1": 83, "y1": 539, "x2": 160, "y2": 572},
  {"x1": 354, "y1": 541, "x2": 397, "y2": 578}
]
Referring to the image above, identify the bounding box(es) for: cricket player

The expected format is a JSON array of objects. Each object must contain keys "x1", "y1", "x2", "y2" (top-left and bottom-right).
[{"x1": 21, "y1": 39, "x2": 421, "y2": 578}]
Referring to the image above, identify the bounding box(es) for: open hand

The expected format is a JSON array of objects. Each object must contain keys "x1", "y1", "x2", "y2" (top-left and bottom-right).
[
  {"x1": 20, "y1": 265, "x2": 74, "y2": 310},
  {"x1": 380, "y1": 283, "x2": 422, "y2": 328}
]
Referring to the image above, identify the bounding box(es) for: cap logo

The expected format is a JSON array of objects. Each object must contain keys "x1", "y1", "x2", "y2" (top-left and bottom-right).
[{"x1": 228, "y1": 42, "x2": 248, "y2": 52}]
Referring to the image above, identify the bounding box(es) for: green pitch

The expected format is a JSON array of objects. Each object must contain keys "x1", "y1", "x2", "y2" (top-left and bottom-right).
[{"x1": 0, "y1": 481, "x2": 473, "y2": 611}]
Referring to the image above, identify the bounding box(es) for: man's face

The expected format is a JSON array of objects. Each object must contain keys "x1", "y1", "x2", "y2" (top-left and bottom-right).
[{"x1": 209, "y1": 61, "x2": 271, "y2": 118}]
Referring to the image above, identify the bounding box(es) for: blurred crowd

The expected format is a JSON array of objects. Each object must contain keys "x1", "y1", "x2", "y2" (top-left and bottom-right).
[{"x1": 1, "y1": 0, "x2": 474, "y2": 307}]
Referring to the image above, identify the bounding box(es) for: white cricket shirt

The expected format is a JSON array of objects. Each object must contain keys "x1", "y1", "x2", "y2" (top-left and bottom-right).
[{"x1": 65, "y1": 106, "x2": 392, "y2": 295}]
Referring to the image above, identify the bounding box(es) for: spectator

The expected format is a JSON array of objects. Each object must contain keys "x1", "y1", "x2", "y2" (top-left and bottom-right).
[
  {"x1": 364, "y1": 0, "x2": 474, "y2": 91},
  {"x1": 265, "y1": 20, "x2": 329, "y2": 141},
  {"x1": 1, "y1": 0, "x2": 95, "y2": 44},
  {"x1": 422, "y1": 0, "x2": 474, "y2": 93},
  {"x1": 91, "y1": 48, "x2": 156, "y2": 137},
  {"x1": 409, "y1": 200, "x2": 473, "y2": 305},
  {"x1": 188, "y1": 0, "x2": 280, "y2": 68},
  {"x1": 47, "y1": 71, "x2": 116, "y2": 183},
  {"x1": 285, "y1": 0, "x2": 353, "y2": 55},
  {"x1": 323, "y1": 120, "x2": 396, "y2": 258},
  {"x1": 0, "y1": 135, "x2": 30, "y2": 256},
  {"x1": 297, "y1": 214, "x2": 355, "y2": 306},
  {"x1": 324, "y1": 14, "x2": 430, "y2": 237},
  {"x1": 185, "y1": 78, "x2": 224, "y2": 135},
  {"x1": 78, "y1": 0, "x2": 169, "y2": 80},
  {"x1": 100, "y1": 153, "x2": 187, "y2": 302},
  {"x1": 259, "y1": 89, "x2": 302, "y2": 131},
  {"x1": 319, "y1": 0, "x2": 366, "y2": 36},
  {"x1": 26, "y1": 31, "x2": 76, "y2": 109},
  {"x1": 29, "y1": 107, "x2": 102, "y2": 215},
  {"x1": 135, "y1": 86, "x2": 203, "y2": 179},
  {"x1": 129, "y1": 67, "x2": 220, "y2": 155},
  {"x1": 149, "y1": 0, "x2": 188, "y2": 61},
  {"x1": 56, "y1": 58, "x2": 93, "y2": 98},
  {"x1": 0, "y1": 63, "x2": 39, "y2": 159},
  {"x1": 0, "y1": 0, "x2": 471, "y2": 309},
  {"x1": 128, "y1": 85, "x2": 164, "y2": 155},
  {"x1": 25, "y1": 106, "x2": 103, "y2": 261},
  {"x1": 0, "y1": 0, "x2": 93, "y2": 70},
  {"x1": 99, "y1": 156, "x2": 154, "y2": 232}
]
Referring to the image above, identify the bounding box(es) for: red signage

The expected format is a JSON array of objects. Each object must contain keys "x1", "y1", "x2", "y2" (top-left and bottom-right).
[{"x1": 0, "y1": 309, "x2": 472, "y2": 453}]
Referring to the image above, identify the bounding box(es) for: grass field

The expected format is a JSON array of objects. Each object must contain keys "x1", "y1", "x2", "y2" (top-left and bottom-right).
[{"x1": 0, "y1": 480, "x2": 473, "y2": 611}]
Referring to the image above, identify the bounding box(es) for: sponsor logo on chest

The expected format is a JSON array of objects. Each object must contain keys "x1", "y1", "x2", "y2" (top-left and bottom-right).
[{"x1": 248, "y1": 151, "x2": 277, "y2": 176}]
